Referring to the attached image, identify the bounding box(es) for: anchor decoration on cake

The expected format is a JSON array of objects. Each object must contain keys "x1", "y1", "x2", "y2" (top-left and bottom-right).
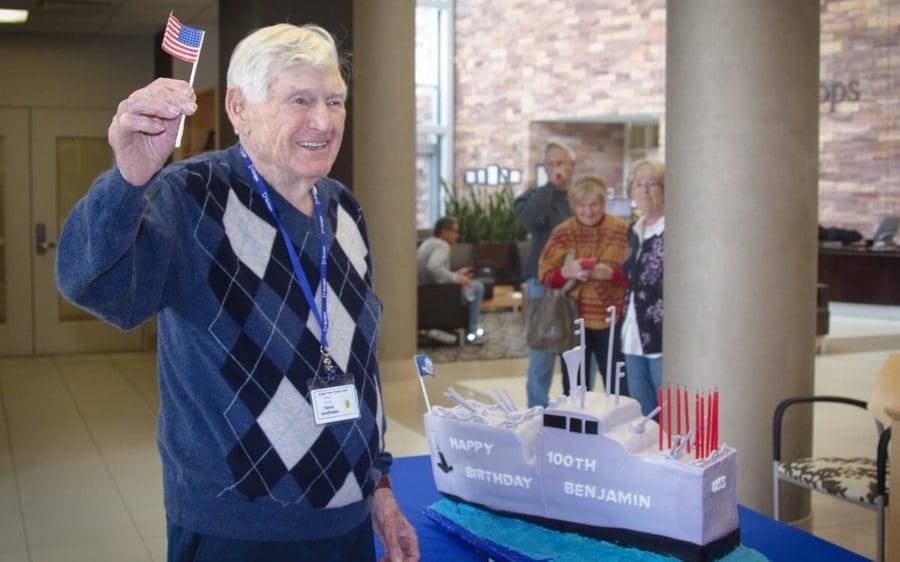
[
  {"x1": 436, "y1": 449, "x2": 454, "y2": 474},
  {"x1": 417, "y1": 317, "x2": 740, "y2": 562}
]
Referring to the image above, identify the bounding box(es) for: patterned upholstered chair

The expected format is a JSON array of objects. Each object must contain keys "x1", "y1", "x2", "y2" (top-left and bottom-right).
[{"x1": 773, "y1": 353, "x2": 897, "y2": 562}]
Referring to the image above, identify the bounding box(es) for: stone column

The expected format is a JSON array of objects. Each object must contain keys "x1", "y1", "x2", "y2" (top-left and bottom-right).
[
  {"x1": 665, "y1": 1, "x2": 819, "y2": 518},
  {"x1": 352, "y1": 1, "x2": 417, "y2": 363}
]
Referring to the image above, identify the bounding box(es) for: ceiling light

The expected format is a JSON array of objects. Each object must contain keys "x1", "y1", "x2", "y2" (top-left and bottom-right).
[{"x1": 0, "y1": 9, "x2": 28, "y2": 23}]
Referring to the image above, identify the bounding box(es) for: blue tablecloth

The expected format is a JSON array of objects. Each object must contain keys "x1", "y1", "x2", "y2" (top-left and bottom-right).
[{"x1": 376, "y1": 455, "x2": 869, "y2": 562}]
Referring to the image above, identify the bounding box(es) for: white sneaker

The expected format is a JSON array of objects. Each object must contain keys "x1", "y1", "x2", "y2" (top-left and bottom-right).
[
  {"x1": 425, "y1": 329, "x2": 457, "y2": 345},
  {"x1": 466, "y1": 332, "x2": 486, "y2": 345}
]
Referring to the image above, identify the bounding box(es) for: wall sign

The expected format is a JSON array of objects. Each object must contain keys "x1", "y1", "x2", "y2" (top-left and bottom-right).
[{"x1": 821, "y1": 80, "x2": 860, "y2": 112}]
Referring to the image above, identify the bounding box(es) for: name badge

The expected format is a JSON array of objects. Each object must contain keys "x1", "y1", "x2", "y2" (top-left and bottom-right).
[{"x1": 310, "y1": 382, "x2": 361, "y2": 426}]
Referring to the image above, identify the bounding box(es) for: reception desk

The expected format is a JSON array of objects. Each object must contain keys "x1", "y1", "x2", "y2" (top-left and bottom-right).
[{"x1": 818, "y1": 245, "x2": 900, "y2": 305}]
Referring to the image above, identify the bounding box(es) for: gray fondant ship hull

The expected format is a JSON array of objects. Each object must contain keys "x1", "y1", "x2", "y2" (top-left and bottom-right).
[{"x1": 424, "y1": 392, "x2": 739, "y2": 553}]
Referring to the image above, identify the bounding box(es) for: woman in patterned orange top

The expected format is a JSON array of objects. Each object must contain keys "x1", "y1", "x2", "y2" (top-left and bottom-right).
[{"x1": 538, "y1": 175, "x2": 630, "y2": 395}]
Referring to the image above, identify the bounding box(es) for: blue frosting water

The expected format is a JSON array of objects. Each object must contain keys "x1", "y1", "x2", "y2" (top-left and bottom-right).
[{"x1": 427, "y1": 499, "x2": 769, "y2": 562}]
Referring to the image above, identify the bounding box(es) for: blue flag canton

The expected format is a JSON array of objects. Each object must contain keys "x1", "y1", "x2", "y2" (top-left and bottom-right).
[
  {"x1": 178, "y1": 25, "x2": 204, "y2": 48},
  {"x1": 415, "y1": 354, "x2": 435, "y2": 378}
]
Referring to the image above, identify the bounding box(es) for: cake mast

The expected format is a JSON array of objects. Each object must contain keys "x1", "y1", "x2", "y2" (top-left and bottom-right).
[
  {"x1": 561, "y1": 319, "x2": 588, "y2": 409},
  {"x1": 562, "y1": 312, "x2": 629, "y2": 411},
  {"x1": 605, "y1": 305, "x2": 617, "y2": 405},
  {"x1": 614, "y1": 362, "x2": 626, "y2": 405}
]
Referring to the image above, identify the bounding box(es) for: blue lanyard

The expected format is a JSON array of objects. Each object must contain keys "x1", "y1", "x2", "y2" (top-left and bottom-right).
[{"x1": 238, "y1": 146, "x2": 331, "y2": 357}]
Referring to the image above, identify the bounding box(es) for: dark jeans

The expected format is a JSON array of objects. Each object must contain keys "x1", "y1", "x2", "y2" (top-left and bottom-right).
[
  {"x1": 561, "y1": 326, "x2": 627, "y2": 397},
  {"x1": 166, "y1": 516, "x2": 376, "y2": 562}
]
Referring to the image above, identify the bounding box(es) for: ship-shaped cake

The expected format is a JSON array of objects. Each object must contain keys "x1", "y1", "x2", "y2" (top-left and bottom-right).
[{"x1": 422, "y1": 317, "x2": 739, "y2": 562}]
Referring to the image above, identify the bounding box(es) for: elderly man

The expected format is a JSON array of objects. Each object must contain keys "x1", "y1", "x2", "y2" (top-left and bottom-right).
[
  {"x1": 514, "y1": 140, "x2": 576, "y2": 408},
  {"x1": 417, "y1": 216, "x2": 485, "y2": 345},
  {"x1": 56, "y1": 24, "x2": 418, "y2": 562}
]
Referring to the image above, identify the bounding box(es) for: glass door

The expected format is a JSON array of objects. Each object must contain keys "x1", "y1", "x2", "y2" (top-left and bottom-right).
[{"x1": 0, "y1": 109, "x2": 33, "y2": 355}]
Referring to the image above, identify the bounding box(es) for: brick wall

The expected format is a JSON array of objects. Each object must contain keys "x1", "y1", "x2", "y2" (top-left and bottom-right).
[
  {"x1": 454, "y1": 0, "x2": 666, "y2": 194},
  {"x1": 452, "y1": 0, "x2": 898, "y2": 234},
  {"x1": 819, "y1": 0, "x2": 898, "y2": 235},
  {"x1": 529, "y1": 121, "x2": 626, "y2": 193}
]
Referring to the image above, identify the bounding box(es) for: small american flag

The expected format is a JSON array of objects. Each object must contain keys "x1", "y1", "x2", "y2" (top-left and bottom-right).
[{"x1": 161, "y1": 12, "x2": 204, "y2": 63}]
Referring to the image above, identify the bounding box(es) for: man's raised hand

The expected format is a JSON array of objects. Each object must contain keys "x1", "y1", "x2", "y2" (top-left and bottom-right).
[{"x1": 108, "y1": 78, "x2": 197, "y2": 187}]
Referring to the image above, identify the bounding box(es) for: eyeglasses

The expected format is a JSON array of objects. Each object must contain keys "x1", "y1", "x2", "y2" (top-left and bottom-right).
[{"x1": 633, "y1": 180, "x2": 660, "y2": 189}]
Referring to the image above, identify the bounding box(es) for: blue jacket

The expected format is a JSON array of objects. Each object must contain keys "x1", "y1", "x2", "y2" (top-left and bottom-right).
[{"x1": 514, "y1": 183, "x2": 572, "y2": 280}]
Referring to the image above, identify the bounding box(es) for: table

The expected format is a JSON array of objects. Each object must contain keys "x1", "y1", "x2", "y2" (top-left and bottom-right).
[
  {"x1": 818, "y1": 245, "x2": 900, "y2": 305},
  {"x1": 378, "y1": 455, "x2": 869, "y2": 562},
  {"x1": 480, "y1": 284, "x2": 524, "y2": 313}
]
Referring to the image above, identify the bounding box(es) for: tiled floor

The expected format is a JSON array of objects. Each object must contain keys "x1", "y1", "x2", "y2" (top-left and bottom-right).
[{"x1": 0, "y1": 305, "x2": 896, "y2": 562}]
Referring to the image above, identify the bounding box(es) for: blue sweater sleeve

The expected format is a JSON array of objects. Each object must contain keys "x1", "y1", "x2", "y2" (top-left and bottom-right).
[{"x1": 56, "y1": 166, "x2": 176, "y2": 330}]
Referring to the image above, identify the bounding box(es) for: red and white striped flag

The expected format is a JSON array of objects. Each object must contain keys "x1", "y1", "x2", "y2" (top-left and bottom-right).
[{"x1": 161, "y1": 12, "x2": 204, "y2": 64}]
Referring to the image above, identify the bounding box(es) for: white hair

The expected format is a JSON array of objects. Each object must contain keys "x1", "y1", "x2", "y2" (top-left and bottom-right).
[
  {"x1": 544, "y1": 139, "x2": 576, "y2": 162},
  {"x1": 226, "y1": 23, "x2": 345, "y2": 104}
]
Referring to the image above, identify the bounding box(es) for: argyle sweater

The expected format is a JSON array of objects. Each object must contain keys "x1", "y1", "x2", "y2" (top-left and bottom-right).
[{"x1": 56, "y1": 144, "x2": 390, "y2": 541}]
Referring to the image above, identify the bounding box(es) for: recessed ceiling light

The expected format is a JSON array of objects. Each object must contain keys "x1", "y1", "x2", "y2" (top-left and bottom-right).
[{"x1": 0, "y1": 9, "x2": 28, "y2": 24}]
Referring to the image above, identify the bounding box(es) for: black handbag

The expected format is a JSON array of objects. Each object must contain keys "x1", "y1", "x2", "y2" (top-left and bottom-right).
[{"x1": 526, "y1": 281, "x2": 579, "y2": 353}]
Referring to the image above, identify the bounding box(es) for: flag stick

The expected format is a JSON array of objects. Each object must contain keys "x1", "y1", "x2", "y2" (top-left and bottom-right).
[
  {"x1": 605, "y1": 306, "x2": 616, "y2": 401},
  {"x1": 175, "y1": 30, "x2": 205, "y2": 149},
  {"x1": 419, "y1": 375, "x2": 432, "y2": 413}
]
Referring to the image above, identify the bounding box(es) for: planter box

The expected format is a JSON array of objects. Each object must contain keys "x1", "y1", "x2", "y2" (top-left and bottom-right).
[
  {"x1": 449, "y1": 243, "x2": 473, "y2": 271},
  {"x1": 473, "y1": 242, "x2": 523, "y2": 285}
]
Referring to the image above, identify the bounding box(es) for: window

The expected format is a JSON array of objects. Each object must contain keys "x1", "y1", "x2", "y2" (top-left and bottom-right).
[
  {"x1": 415, "y1": 0, "x2": 453, "y2": 229},
  {"x1": 623, "y1": 121, "x2": 660, "y2": 177},
  {"x1": 543, "y1": 414, "x2": 567, "y2": 429},
  {"x1": 569, "y1": 417, "x2": 583, "y2": 434}
]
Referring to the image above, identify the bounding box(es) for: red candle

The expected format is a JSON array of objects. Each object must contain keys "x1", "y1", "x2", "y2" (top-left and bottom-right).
[
  {"x1": 676, "y1": 386, "x2": 682, "y2": 437},
  {"x1": 666, "y1": 385, "x2": 673, "y2": 449},
  {"x1": 699, "y1": 393, "x2": 705, "y2": 459},
  {"x1": 706, "y1": 391, "x2": 713, "y2": 456},
  {"x1": 694, "y1": 393, "x2": 700, "y2": 459},
  {"x1": 713, "y1": 388, "x2": 719, "y2": 451},
  {"x1": 684, "y1": 388, "x2": 691, "y2": 453},
  {"x1": 658, "y1": 386, "x2": 663, "y2": 450}
]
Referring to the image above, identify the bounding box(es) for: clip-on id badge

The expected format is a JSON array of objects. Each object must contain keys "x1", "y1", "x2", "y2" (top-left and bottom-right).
[{"x1": 308, "y1": 352, "x2": 361, "y2": 426}]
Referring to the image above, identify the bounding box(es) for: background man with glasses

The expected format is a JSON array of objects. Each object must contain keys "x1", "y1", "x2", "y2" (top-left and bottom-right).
[{"x1": 417, "y1": 216, "x2": 486, "y2": 344}]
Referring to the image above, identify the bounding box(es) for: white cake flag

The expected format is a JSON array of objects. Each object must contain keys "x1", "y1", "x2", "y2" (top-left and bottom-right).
[{"x1": 414, "y1": 354, "x2": 435, "y2": 412}]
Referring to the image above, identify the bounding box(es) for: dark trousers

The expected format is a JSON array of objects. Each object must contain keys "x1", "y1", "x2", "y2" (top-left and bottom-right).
[
  {"x1": 167, "y1": 516, "x2": 376, "y2": 562},
  {"x1": 561, "y1": 326, "x2": 627, "y2": 397}
]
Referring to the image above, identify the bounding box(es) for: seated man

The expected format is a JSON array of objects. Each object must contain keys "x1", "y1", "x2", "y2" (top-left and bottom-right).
[{"x1": 417, "y1": 217, "x2": 486, "y2": 344}]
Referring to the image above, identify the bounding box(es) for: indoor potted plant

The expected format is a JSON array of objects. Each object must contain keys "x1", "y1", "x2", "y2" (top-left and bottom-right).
[{"x1": 442, "y1": 181, "x2": 529, "y2": 285}]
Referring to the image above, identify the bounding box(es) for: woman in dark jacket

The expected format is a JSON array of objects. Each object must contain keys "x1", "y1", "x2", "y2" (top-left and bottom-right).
[{"x1": 621, "y1": 160, "x2": 665, "y2": 416}]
